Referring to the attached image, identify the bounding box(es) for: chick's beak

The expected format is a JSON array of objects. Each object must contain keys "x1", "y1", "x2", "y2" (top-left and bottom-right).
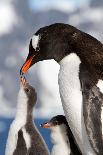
[
  {"x1": 40, "y1": 122, "x2": 51, "y2": 128},
  {"x1": 20, "y1": 76, "x2": 28, "y2": 87}
]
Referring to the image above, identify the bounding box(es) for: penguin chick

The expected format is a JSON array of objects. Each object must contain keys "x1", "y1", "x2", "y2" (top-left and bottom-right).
[
  {"x1": 41, "y1": 115, "x2": 82, "y2": 155},
  {"x1": 5, "y1": 77, "x2": 50, "y2": 155}
]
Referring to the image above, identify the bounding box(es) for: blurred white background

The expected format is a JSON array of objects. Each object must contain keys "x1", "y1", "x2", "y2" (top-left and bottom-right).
[{"x1": 0, "y1": 0, "x2": 103, "y2": 154}]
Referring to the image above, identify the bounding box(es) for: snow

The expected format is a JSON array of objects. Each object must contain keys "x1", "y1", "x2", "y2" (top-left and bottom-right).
[{"x1": 0, "y1": 1, "x2": 19, "y2": 36}]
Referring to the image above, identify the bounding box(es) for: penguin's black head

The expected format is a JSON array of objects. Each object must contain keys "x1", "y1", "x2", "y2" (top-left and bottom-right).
[
  {"x1": 20, "y1": 77, "x2": 37, "y2": 107},
  {"x1": 20, "y1": 23, "x2": 76, "y2": 75},
  {"x1": 41, "y1": 115, "x2": 68, "y2": 128}
]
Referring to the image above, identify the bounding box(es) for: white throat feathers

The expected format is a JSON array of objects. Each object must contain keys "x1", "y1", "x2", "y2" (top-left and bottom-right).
[
  {"x1": 15, "y1": 87, "x2": 28, "y2": 124},
  {"x1": 5, "y1": 87, "x2": 30, "y2": 155},
  {"x1": 51, "y1": 124, "x2": 71, "y2": 155}
]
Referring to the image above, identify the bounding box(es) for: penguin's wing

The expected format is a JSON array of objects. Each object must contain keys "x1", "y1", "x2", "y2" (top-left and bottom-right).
[
  {"x1": 13, "y1": 129, "x2": 27, "y2": 155},
  {"x1": 80, "y1": 67, "x2": 103, "y2": 155},
  {"x1": 67, "y1": 126, "x2": 82, "y2": 155}
]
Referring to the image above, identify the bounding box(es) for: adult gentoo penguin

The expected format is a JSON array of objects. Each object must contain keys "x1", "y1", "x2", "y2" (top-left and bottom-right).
[
  {"x1": 20, "y1": 23, "x2": 103, "y2": 154},
  {"x1": 41, "y1": 115, "x2": 82, "y2": 155},
  {"x1": 5, "y1": 77, "x2": 50, "y2": 155}
]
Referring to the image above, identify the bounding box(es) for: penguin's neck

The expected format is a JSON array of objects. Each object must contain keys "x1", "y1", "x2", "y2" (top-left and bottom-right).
[
  {"x1": 15, "y1": 87, "x2": 30, "y2": 126},
  {"x1": 51, "y1": 125, "x2": 71, "y2": 155},
  {"x1": 26, "y1": 108, "x2": 34, "y2": 124}
]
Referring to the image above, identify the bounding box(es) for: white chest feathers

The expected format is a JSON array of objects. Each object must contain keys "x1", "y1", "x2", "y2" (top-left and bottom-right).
[
  {"x1": 5, "y1": 87, "x2": 31, "y2": 155},
  {"x1": 58, "y1": 53, "x2": 83, "y2": 146},
  {"x1": 51, "y1": 124, "x2": 71, "y2": 155},
  {"x1": 58, "y1": 53, "x2": 95, "y2": 155}
]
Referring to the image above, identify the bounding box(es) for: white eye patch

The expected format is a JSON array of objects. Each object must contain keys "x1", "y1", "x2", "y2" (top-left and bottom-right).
[{"x1": 32, "y1": 35, "x2": 39, "y2": 50}]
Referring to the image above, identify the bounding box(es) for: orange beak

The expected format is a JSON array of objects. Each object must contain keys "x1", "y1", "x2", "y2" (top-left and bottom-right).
[
  {"x1": 21, "y1": 57, "x2": 33, "y2": 75},
  {"x1": 40, "y1": 122, "x2": 51, "y2": 128}
]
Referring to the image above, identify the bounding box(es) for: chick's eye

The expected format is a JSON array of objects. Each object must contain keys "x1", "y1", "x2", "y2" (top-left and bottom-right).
[
  {"x1": 25, "y1": 88, "x2": 30, "y2": 93},
  {"x1": 55, "y1": 121, "x2": 58, "y2": 125}
]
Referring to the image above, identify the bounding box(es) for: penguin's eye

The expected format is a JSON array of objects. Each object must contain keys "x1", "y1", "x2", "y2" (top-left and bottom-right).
[
  {"x1": 25, "y1": 88, "x2": 30, "y2": 93},
  {"x1": 55, "y1": 121, "x2": 58, "y2": 125}
]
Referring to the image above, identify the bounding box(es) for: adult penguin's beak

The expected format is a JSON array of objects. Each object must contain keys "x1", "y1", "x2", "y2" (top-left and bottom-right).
[{"x1": 20, "y1": 56, "x2": 33, "y2": 75}]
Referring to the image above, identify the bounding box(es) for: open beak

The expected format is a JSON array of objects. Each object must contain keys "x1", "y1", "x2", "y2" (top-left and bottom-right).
[
  {"x1": 20, "y1": 56, "x2": 33, "y2": 75},
  {"x1": 20, "y1": 76, "x2": 28, "y2": 87},
  {"x1": 40, "y1": 122, "x2": 52, "y2": 128}
]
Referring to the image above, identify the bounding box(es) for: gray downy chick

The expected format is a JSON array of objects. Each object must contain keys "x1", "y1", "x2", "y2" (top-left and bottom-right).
[
  {"x1": 5, "y1": 77, "x2": 50, "y2": 155},
  {"x1": 41, "y1": 115, "x2": 82, "y2": 155}
]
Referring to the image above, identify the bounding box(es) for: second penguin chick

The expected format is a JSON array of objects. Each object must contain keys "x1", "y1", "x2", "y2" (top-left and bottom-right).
[
  {"x1": 41, "y1": 115, "x2": 82, "y2": 155},
  {"x1": 5, "y1": 77, "x2": 50, "y2": 155}
]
